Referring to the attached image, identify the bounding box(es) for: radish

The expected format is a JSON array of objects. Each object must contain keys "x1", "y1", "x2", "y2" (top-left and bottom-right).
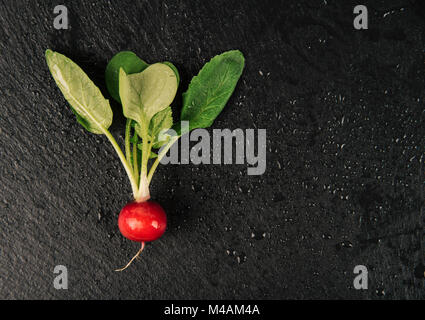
[
  {"x1": 45, "y1": 49, "x2": 245, "y2": 271},
  {"x1": 115, "y1": 201, "x2": 167, "y2": 271}
]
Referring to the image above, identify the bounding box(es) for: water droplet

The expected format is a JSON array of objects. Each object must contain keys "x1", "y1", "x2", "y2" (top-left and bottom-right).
[
  {"x1": 376, "y1": 288, "x2": 385, "y2": 297},
  {"x1": 236, "y1": 254, "x2": 247, "y2": 264},
  {"x1": 251, "y1": 231, "x2": 266, "y2": 240},
  {"x1": 238, "y1": 186, "x2": 250, "y2": 194},
  {"x1": 337, "y1": 240, "x2": 353, "y2": 249}
]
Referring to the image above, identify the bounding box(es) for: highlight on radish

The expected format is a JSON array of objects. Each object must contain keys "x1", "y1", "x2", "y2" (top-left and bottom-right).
[{"x1": 45, "y1": 49, "x2": 245, "y2": 271}]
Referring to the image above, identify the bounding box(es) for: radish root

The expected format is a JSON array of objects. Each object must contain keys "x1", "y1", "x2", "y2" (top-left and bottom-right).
[{"x1": 115, "y1": 241, "x2": 145, "y2": 272}]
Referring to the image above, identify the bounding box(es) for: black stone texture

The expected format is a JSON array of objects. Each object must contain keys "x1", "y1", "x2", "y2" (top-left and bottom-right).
[{"x1": 0, "y1": 0, "x2": 424, "y2": 299}]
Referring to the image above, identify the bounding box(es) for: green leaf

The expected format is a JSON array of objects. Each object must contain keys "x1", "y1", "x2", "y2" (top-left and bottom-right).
[
  {"x1": 119, "y1": 63, "x2": 178, "y2": 130},
  {"x1": 161, "y1": 61, "x2": 180, "y2": 86},
  {"x1": 45, "y1": 49, "x2": 113, "y2": 134},
  {"x1": 130, "y1": 131, "x2": 139, "y2": 144},
  {"x1": 134, "y1": 107, "x2": 173, "y2": 148},
  {"x1": 148, "y1": 106, "x2": 173, "y2": 145},
  {"x1": 105, "y1": 51, "x2": 149, "y2": 103},
  {"x1": 180, "y1": 50, "x2": 245, "y2": 133},
  {"x1": 152, "y1": 135, "x2": 170, "y2": 149}
]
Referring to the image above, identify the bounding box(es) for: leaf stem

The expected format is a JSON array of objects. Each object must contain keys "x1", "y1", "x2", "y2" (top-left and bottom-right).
[
  {"x1": 147, "y1": 135, "x2": 180, "y2": 185},
  {"x1": 135, "y1": 127, "x2": 151, "y2": 202},
  {"x1": 132, "y1": 134, "x2": 139, "y2": 185},
  {"x1": 125, "y1": 119, "x2": 132, "y2": 168},
  {"x1": 103, "y1": 129, "x2": 139, "y2": 197}
]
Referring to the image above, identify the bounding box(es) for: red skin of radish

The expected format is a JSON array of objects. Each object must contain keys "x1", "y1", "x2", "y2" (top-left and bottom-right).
[{"x1": 118, "y1": 201, "x2": 167, "y2": 242}]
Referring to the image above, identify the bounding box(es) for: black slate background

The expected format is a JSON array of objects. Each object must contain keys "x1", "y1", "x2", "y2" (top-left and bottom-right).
[{"x1": 0, "y1": 0, "x2": 424, "y2": 299}]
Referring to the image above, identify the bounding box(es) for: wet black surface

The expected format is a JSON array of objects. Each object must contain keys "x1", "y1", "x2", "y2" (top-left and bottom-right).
[{"x1": 0, "y1": 0, "x2": 424, "y2": 299}]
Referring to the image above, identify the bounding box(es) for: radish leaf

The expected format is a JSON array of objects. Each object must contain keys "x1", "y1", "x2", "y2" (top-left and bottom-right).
[
  {"x1": 148, "y1": 106, "x2": 173, "y2": 148},
  {"x1": 161, "y1": 61, "x2": 180, "y2": 86},
  {"x1": 105, "y1": 51, "x2": 149, "y2": 103},
  {"x1": 45, "y1": 49, "x2": 113, "y2": 134},
  {"x1": 135, "y1": 106, "x2": 173, "y2": 148},
  {"x1": 119, "y1": 63, "x2": 178, "y2": 129},
  {"x1": 179, "y1": 50, "x2": 245, "y2": 133}
]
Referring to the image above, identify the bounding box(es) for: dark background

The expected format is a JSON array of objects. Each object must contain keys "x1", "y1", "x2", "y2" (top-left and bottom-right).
[{"x1": 0, "y1": 0, "x2": 424, "y2": 299}]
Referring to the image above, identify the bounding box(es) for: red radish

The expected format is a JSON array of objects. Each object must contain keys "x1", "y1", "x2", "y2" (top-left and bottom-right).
[
  {"x1": 115, "y1": 201, "x2": 167, "y2": 271},
  {"x1": 118, "y1": 201, "x2": 167, "y2": 242}
]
